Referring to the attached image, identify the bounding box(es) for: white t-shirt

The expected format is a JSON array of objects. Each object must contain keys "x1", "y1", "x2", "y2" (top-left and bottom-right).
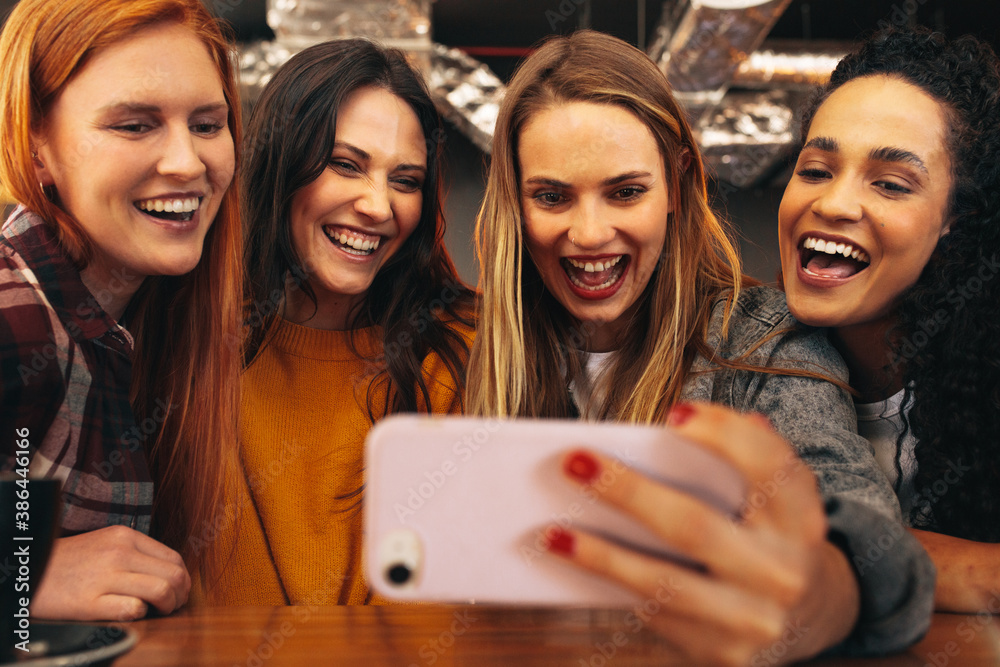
[
  {"x1": 856, "y1": 388, "x2": 919, "y2": 522},
  {"x1": 568, "y1": 351, "x2": 614, "y2": 419}
]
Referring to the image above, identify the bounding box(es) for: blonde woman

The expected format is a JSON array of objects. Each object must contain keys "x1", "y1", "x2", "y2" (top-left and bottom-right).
[{"x1": 467, "y1": 30, "x2": 934, "y2": 663}]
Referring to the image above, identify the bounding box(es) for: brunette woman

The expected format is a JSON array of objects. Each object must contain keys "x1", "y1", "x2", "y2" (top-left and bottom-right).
[
  {"x1": 0, "y1": 0, "x2": 242, "y2": 620},
  {"x1": 467, "y1": 30, "x2": 934, "y2": 663},
  {"x1": 780, "y1": 27, "x2": 1000, "y2": 612},
  {"x1": 203, "y1": 39, "x2": 474, "y2": 605}
]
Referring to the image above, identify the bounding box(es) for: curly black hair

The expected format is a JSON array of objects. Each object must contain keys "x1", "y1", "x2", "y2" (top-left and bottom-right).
[{"x1": 800, "y1": 27, "x2": 1000, "y2": 541}]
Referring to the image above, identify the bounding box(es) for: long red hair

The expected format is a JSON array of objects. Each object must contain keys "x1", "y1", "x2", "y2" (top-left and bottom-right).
[{"x1": 0, "y1": 0, "x2": 242, "y2": 580}]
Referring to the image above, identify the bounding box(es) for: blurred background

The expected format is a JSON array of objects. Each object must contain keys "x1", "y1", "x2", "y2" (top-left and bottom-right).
[{"x1": 2, "y1": 0, "x2": 997, "y2": 283}]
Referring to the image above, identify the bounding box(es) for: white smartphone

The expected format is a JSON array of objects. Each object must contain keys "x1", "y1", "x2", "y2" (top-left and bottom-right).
[{"x1": 364, "y1": 415, "x2": 745, "y2": 606}]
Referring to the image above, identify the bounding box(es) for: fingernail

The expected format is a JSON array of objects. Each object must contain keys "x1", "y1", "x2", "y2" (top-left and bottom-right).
[
  {"x1": 544, "y1": 527, "x2": 575, "y2": 556},
  {"x1": 667, "y1": 402, "x2": 696, "y2": 427},
  {"x1": 564, "y1": 450, "x2": 600, "y2": 483}
]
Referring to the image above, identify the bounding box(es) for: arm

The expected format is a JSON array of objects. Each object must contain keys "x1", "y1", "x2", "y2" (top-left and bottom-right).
[
  {"x1": 32, "y1": 525, "x2": 191, "y2": 621},
  {"x1": 2, "y1": 277, "x2": 190, "y2": 621},
  {"x1": 911, "y1": 528, "x2": 1000, "y2": 613},
  {"x1": 548, "y1": 403, "x2": 859, "y2": 666},
  {"x1": 747, "y1": 323, "x2": 936, "y2": 655}
]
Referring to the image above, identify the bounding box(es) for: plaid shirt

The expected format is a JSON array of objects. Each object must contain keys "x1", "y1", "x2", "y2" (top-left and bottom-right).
[{"x1": 1, "y1": 207, "x2": 152, "y2": 535}]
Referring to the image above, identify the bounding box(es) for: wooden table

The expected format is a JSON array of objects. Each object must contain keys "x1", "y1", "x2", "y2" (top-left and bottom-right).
[{"x1": 103, "y1": 606, "x2": 1000, "y2": 666}]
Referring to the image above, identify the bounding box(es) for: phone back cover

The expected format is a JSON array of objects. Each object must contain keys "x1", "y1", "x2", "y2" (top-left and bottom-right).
[{"x1": 364, "y1": 415, "x2": 745, "y2": 606}]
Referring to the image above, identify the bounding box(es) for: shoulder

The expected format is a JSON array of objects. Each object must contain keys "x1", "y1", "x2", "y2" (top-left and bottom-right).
[
  {"x1": 709, "y1": 285, "x2": 792, "y2": 330},
  {"x1": 707, "y1": 285, "x2": 848, "y2": 379},
  {"x1": 0, "y1": 243, "x2": 64, "y2": 350}
]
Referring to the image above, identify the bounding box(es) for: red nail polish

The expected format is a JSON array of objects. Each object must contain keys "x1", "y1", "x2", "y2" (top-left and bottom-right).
[
  {"x1": 667, "y1": 402, "x2": 696, "y2": 427},
  {"x1": 564, "y1": 450, "x2": 600, "y2": 483},
  {"x1": 544, "y1": 527, "x2": 575, "y2": 556}
]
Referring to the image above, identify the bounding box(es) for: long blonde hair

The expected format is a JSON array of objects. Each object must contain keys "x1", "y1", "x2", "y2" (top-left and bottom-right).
[
  {"x1": 466, "y1": 30, "x2": 744, "y2": 422},
  {"x1": 0, "y1": 0, "x2": 242, "y2": 578}
]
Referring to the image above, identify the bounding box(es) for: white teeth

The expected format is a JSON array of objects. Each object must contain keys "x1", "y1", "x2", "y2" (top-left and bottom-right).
[
  {"x1": 137, "y1": 197, "x2": 200, "y2": 213},
  {"x1": 567, "y1": 256, "x2": 623, "y2": 272},
  {"x1": 568, "y1": 273, "x2": 618, "y2": 291},
  {"x1": 802, "y1": 236, "x2": 871, "y2": 265},
  {"x1": 325, "y1": 228, "x2": 381, "y2": 255}
]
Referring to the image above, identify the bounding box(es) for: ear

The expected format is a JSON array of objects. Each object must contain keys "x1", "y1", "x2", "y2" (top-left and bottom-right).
[
  {"x1": 678, "y1": 147, "x2": 692, "y2": 174},
  {"x1": 30, "y1": 132, "x2": 55, "y2": 186},
  {"x1": 667, "y1": 148, "x2": 692, "y2": 215}
]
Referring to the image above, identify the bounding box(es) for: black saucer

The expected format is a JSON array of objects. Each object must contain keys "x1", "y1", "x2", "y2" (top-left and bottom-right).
[{"x1": 1, "y1": 622, "x2": 137, "y2": 666}]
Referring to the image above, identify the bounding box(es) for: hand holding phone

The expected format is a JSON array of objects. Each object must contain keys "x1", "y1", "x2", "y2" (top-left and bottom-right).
[{"x1": 364, "y1": 415, "x2": 745, "y2": 605}]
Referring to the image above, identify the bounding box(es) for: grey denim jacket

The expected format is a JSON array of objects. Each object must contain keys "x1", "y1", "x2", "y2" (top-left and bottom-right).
[{"x1": 680, "y1": 286, "x2": 935, "y2": 656}]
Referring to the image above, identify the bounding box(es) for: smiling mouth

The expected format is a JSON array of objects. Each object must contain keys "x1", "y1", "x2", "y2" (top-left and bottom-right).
[
  {"x1": 800, "y1": 236, "x2": 871, "y2": 279},
  {"x1": 323, "y1": 225, "x2": 382, "y2": 256},
  {"x1": 136, "y1": 197, "x2": 201, "y2": 222},
  {"x1": 561, "y1": 255, "x2": 629, "y2": 291}
]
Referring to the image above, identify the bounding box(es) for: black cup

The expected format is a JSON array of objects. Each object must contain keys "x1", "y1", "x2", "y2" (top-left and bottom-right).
[{"x1": 1, "y1": 473, "x2": 62, "y2": 662}]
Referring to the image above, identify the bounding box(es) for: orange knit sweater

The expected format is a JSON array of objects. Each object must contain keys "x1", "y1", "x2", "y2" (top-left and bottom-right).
[{"x1": 199, "y1": 319, "x2": 469, "y2": 605}]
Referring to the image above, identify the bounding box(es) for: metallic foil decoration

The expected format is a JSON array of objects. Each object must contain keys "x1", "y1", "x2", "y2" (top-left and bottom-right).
[
  {"x1": 648, "y1": 0, "x2": 794, "y2": 120},
  {"x1": 697, "y1": 40, "x2": 848, "y2": 186},
  {"x1": 238, "y1": 1, "x2": 848, "y2": 188},
  {"x1": 239, "y1": 40, "x2": 502, "y2": 154},
  {"x1": 267, "y1": 0, "x2": 432, "y2": 50},
  {"x1": 696, "y1": 88, "x2": 803, "y2": 187},
  {"x1": 733, "y1": 40, "x2": 849, "y2": 90},
  {"x1": 423, "y1": 44, "x2": 503, "y2": 153}
]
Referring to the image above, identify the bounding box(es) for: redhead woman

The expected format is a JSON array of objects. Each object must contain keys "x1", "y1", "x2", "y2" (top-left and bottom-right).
[
  {"x1": 467, "y1": 30, "x2": 934, "y2": 663},
  {"x1": 0, "y1": 0, "x2": 242, "y2": 620},
  {"x1": 202, "y1": 39, "x2": 475, "y2": 605},
  {"x1": 780, "y1": 27, "x2": 1000, "y2": 612}
]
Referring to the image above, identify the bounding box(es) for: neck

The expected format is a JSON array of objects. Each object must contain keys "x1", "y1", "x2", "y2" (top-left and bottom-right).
[
  {"x1": 284, "y1": 282, "x2": 359, "y2": 331},
  {"x1": 79, "y1": 261, "x2": 145, "y2": 322},
  {"x1": 831, "y1": 318, "x2": 904, "y2": 403}
]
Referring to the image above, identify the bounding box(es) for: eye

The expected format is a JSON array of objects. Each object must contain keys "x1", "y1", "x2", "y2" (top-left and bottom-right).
[
  {"x1": 191, "y1": 122, "x2": 225, "y2": 136},
  {"x1": 532, "y1": 191, "x2": 565, "y2": 207},
  {"x1": 874, "y1": 180, "x2": 912, "y2": 195},
  {"x1": 391, "y1": 176, "x2": 422, "y2": 193},
  {"x1": 111, "y1": 123, "x2": 152, "y2": 135},
  {"x1": 611, "y1": 186, "x2": 645, "y2": 201},
  {"x1": 329, "y1": 159, "x2": 360, "y2": 175},
  {"x1": 796, "y1": 168, "x2": 831, "y2": 181}
]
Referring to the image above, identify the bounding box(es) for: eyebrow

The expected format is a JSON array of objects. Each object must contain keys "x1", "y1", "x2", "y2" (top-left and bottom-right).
[
  {"x1": 869, "y1": 146, "x2": 928, "y2": 174},
  {"x1": 523, "y1": 171, "x2": 654, "y2": 188},
  {"x1": 99, "y1": 102, "x2": 229, "y2": 116},
  {"x1": 803, "y1": 136, "x2": 928, "y2": 174},
  {"x1": 334, "y1": 141, "x2": 426, "y2": 172}
]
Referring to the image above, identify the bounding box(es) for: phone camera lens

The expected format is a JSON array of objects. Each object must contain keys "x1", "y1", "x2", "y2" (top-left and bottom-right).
[{"x1": 387, "y1": 563, "x2": 411, "y2": 585}]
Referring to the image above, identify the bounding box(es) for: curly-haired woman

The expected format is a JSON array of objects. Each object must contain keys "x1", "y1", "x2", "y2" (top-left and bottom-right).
[{"x1": 780, "y1": 26, "x2": 1000, "y2": 612}]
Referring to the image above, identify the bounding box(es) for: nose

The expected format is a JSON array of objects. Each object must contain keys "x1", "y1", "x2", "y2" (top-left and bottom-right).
[
  {"x1": 354, "y1": 178, "x2": 393, "y2": 224},
  {"x1": 158, "y1": 124, "x2": 207, "y2": 182},
  {"x1": 567, "y1": 197, "x2": 615, "y2": 249},
  {"x1": 810, "y1": 175, "x2": 864, "y2": 224}
]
